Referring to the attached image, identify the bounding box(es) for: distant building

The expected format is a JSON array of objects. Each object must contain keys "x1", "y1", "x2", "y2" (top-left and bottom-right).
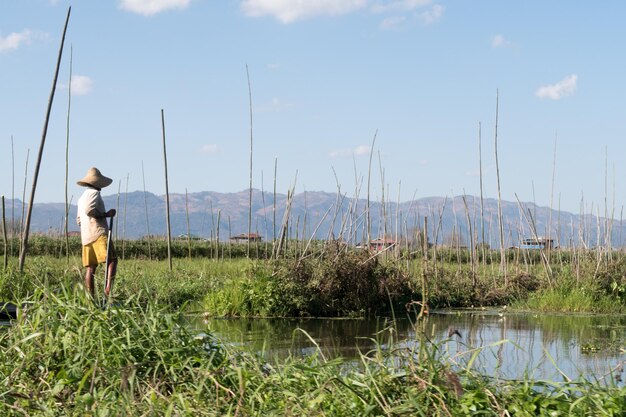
[
  {"x1": 520, "y1": 237, "x2": 554, "y2": 250},
  {"x1": 230, "y1": 233, "x2": 262, "y2": 243},
  {"x1": 369, "y1": 237, "x2": 397, "y2": 252}
]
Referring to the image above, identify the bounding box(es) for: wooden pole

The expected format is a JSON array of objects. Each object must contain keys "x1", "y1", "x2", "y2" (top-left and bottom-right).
[
  {"x1": 10, "y1": 137, "x2": 15, "y2": 256},
  {"x1": 246, "y1": 64, "x2": 254, "y2": 258},
  {"x1": 493, "y1": 89, "x2": 507, "y2": 283},
  {"x1": 19, "y1": 7, "x2": 71, "y2": 271},
  {"x1": 161, "y1": 109, "x2": 172, "y2": 271},
  {"x1": 2, "y1": 196, "x2": 7, "y2": 269},
  {"x1": 19, "y1": 149, "x2": 30, "y2": 255},
  {"x1": 141, "y1": 160, "x2": 152, "y2": 259},
  {"x1": 185, "y1": 188, "x2": 191, "y2": 260},
  {"x1": 64, "y1": 46, "x2": 73, "y2": 262}
]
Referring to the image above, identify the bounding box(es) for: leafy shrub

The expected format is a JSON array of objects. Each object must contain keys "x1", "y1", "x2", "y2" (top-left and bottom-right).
[{"x1": 271, "y1": 247, "x2": 412, "y2": 317}]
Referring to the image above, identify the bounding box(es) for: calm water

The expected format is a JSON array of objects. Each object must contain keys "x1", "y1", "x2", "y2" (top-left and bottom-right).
[{"x1": 190, "y1": 310, "x2": 626, "y2": 383}]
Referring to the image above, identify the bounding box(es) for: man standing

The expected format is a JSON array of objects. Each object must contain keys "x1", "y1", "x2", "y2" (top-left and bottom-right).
[{"x1": 76, "y1": 167, "x2": 117, "y2": 299}]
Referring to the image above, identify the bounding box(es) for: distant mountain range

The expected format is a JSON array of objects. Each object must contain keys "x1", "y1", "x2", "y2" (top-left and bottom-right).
[{"x1": 2, "y1": 190, "x2": 623, "y2": 248}]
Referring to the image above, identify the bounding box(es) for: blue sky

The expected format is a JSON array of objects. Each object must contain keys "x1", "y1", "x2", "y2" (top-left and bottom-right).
[{"x1": 1, "y1": 1, "x2": 625, "y2": 215}]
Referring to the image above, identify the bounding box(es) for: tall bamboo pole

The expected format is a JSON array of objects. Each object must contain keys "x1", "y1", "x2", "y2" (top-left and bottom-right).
[
  {"x1": 10, "y1": 137, "x2": 15, "y2": 255},
  {"x1": 548, "y1": 132, "x2": 557, "y2": 263},
  {"x1": 19, "y1": 149, "x2": 30, "y2": 254},
  {"x1": 478, "y1": 122, "x2": 486, "y2": 267},
  {"x1": 2, "y1": 196, "x2": 7, "y2": 269},
  {"x1": 141, "y1": 161, "x2": 152, "y2": 259},
  {"x1": 64, "y1": 46, "x2": 73, "y2": 262},
  {"x1": 115, "y1": 180, "x2": 121, "y2": 241},
  {"x1": 122, "y1": 173, "x2": 129, "y2": 260},
  {"x1": 493, "y1": 89, "x2": 506, "y2": 283},
  {"x1": 19, "y1": 7, "x2": 71, "y2": 271},
  {"x1": 161, "y1": 109, "x2": 172, "y2": 271},
  {"x1": 366, "y1": 130, "x2": 378, "y2": 246},
  {"x1": 246, "y1": 64, "x2": 253, "y2": 258},
  {"x1": 216, "y1": 209, "x2": 221, "y2": 260},
  {"x1": 185, "y1": 188, "x2": 191, "y2": 260},
  {"x1": 273, "y1": 157, "x2": 277, "y2": 248}
]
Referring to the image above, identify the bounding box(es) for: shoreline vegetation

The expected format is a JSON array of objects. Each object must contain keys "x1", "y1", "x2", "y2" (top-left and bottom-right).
[
  {"x1": 2, "y1": 236, "x2": 626, "y2": 315},
  {"x1": 2, "y1": 238, "x2": 626, "y2": 414}
]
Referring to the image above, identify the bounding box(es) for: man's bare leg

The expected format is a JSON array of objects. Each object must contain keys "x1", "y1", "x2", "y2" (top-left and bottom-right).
[{"x1": 85, "y1": 265, "x2": 97, "y2": 298}]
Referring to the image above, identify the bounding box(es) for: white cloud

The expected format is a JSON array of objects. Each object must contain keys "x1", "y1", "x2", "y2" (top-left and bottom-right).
[
  {"x1": 417, "y1": 4, "x2": 444, "y2": 24},
  {"x1": 241, "y1": 0, "x2": 367, "y2": 23},
  {"x1": 119, "y1": 0, "x2": 190, "y2": 16},
  {"x1": 371, "y1": 0, "x2": 431, "y2": 14},
  {"x1": 379, "y1": 15, "x2": 406, "y2": 30},
  {"x1": 535, "y1": 74, "x2": 578, "y2": 100},
  {"x1": 201, "y1": 144, "x2": 219, "y2": 154},
  {"x1": 329, "y1": 145, "x2": 371, "y2": 158},
  {"x1": 267, "y1": 63, "x2": 281, "y2": 70},
  {"x1": 70, "y1": 75, "x2": 94, "y2": 96},
  {"x1": 491, "y1": 34, "x2": 512, "y2": 48},
  {"x1": 0, "y1": 30, "x2": 33, "y2": 53}
]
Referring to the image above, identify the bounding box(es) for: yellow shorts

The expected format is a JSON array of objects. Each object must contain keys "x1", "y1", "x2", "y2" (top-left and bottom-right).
[{"x1": 82, "y1": 235, "x2": 116, "y2": 267}]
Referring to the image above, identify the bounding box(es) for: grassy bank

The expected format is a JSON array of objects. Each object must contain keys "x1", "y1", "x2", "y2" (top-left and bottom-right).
[
  {"x1": 4, "y1": 239, "x2": 626, "y2": 315},
  {"x1": 1, "y1": 282, "x2": 625, "y2": 416}
]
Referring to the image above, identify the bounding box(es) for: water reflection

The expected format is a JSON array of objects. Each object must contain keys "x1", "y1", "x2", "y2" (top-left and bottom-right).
[{"x1": 189, "y1": 310, "x2": 626, "y2": 383}]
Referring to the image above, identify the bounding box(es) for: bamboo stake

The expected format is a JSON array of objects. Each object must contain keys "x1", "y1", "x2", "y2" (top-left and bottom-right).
[
  {"x1": 10, "y1": 137, "x2": 15, "y2": 256},
  {"x1": 462, "y1": 194, "x2": 476, "y2": 292},
  {"x1": 141, "y1": 161, "x2": 152, "y2": 259},
  {"x1": 185, "y1": 188, "x2": 191, "y2": 260},
  {"x1": 122, "y1": 173, "x2": 129, "y2": 260},
  {"x1": 19, "y1": 149, "x2": 30, "y2": 254},
  {"x1": 493, "y1": 89, "x2": 506, "y2": 283},
  {"x1": 273, "y1": 157, "x2": 277, "y2": 248},
  {"x1": 365, "y1": 130, "x2": 377, "y2": 246},
  {"x1": 64, "y1": 46, "x2": 73, "y2": 262},
  {"x1": 478, "y1": 122, "x2": 486, "y2": 268},
  {"x1": 246, "y1": 64, "x2": 253, "y2": 258},
  {"x1": 161, "y1": 109, "x2": 172, "y2": 271},
  {"x1": 228, "y1": 215, "x2": 232, "y2": 259},
  {"x1": 2, "y1": 196, "x2": 7, "y2": 269},
  {"x1": 19, "y1": 7, "x2": 71, "y2": 271},
  {"x1": 216, "y1": 209, "x2": 221, "y2": 260},
  {"x1": 260, "y1": 171, "x2": 269, "y2": 257},
  {"x1": 210, "y1": 200, "x2": 216, "y2": 259},
  {"x1": 115, "y1": 180, "x2": 121, "y2": 242},
  {"x1": 548, "y1": 132, "x2": 557, "y2": 263}
]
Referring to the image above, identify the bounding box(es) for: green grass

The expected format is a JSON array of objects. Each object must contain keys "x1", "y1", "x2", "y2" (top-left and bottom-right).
[
  {"x1": 515, "y1": 286, "x2": 626, "y2": 314},
  {"x1": 1, "y1": 281, "x2": 625, "y2": 416}
]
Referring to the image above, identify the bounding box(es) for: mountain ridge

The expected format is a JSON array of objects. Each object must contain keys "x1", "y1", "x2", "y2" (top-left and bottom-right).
[{"x1": 2, "y1": 189, "x2": 621, "y2": 248}]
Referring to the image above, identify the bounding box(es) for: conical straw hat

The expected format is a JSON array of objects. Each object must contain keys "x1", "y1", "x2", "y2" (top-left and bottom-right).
[{"x1": 77, "y1": 167, "x2": 113, "y2": 189}]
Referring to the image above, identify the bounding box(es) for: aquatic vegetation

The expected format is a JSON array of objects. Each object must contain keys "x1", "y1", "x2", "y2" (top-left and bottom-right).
[{"x1": 1, "y1": 284, "x2": 625, "y2": 415}]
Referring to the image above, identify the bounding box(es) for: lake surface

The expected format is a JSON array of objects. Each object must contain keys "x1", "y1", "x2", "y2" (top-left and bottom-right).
[{"x1": 190, "y1": 310, "x2": 626, "y2": 384}]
